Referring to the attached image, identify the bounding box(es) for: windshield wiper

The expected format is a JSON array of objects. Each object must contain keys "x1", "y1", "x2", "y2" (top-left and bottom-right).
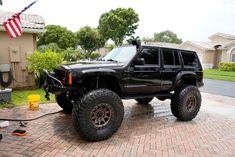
[{"x1": 106, "y1": 59, "x2": 118, "y2": 63}]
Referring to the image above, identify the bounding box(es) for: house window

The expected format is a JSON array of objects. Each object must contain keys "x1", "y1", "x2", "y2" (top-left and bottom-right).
[{"x1": 232, "y1": 54, "x2": 235, "y2": 62}]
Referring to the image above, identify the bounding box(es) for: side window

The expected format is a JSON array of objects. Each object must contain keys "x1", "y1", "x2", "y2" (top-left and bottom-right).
[
  {"x1": 138, "y1": 48, "x2": 159, "y2": 65},
  {"x1": 181, "y1": 51, "x2": 199, "y2": 67},
  {"x1": 174, "y1": 51, "x2": 180, "y2": 66},
  {"x1": 162, "y1": 49, "x2": 174, "y2": 65}
]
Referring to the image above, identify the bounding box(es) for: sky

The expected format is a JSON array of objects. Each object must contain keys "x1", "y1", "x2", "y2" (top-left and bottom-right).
[{"x1": 1, "y1": 0, "x2": 235, "y2": 42}]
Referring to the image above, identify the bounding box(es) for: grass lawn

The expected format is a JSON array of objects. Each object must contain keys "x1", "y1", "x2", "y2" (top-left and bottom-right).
[
  {"x1": 204, "y1": 69, "x2": 235, "y2": 82},
  {"x1": 0, "y1": 88, "x2": 55, "y2": 109}
]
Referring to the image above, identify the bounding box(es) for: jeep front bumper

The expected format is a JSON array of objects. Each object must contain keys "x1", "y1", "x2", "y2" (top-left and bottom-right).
[{"x1": 43, "y1": 69, "x2": 69, "y2": 99}]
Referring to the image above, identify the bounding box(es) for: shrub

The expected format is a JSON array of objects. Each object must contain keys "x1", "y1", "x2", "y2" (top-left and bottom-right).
[
  {"x1": 219, "y1": 62, "x2": 235, "y2": 72},
  {"x1": 61, "y1": 48, "x2": 85, "y2": 62},
  {"x1": 28, "y1": 51, "x2": 64, "y2": 82},
  {"x1": 90, "y1": 52, "x2": 101, "y2": 60}
]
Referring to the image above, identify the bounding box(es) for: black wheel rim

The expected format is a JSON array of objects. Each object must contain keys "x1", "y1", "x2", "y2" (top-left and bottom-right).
[
  {"x1": 90, "y1": 103, "x2": 112, "y2": 128},
  {"x1": 186, "y1": 96, "x2": 196, "y2": 112}
]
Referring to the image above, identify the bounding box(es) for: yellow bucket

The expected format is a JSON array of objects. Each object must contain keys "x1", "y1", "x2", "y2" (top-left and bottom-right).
[{"x1": 28, "y1": 95, "x2": 40, "y2": 111}]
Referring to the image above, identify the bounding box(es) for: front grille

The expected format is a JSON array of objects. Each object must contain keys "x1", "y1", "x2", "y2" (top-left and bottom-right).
[{"x1": 54, "y1": 69, "x2": 67, "y2": 85}]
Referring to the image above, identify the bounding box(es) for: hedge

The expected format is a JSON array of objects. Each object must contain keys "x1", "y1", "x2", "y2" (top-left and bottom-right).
[{"x1": 219, "y1": 62, "x2": 235, "y2": 72}]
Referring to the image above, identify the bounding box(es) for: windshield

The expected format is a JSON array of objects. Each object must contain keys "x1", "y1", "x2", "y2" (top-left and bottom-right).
[{"x1": 102, "y1": 46, "x2": 137, "y2": 63}]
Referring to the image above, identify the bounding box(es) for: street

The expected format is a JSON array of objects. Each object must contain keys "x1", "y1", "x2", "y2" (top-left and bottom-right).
[{"x1": 200, "y1": 79, "x2": 235, "y2": 98}]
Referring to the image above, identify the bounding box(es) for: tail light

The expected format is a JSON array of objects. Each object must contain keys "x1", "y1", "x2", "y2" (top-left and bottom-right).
[{"x1": 68, "y1": 72, "x2": 72, "y2": 85}]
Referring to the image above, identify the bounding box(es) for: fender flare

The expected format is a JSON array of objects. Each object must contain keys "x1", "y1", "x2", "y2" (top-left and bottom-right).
[
  {"x1": 78, "y1": 68, "x2": 125, "y2": 93},
  {"x1": 170, "y1": 71, "x2": 197, "y2": 91}
]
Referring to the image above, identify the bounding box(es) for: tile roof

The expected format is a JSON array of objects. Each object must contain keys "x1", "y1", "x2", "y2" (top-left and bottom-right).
[
  {"x1": 188, "y1": 41, "x2": 214, "y2": 50},
  {"x1": 0, "y1": 10, "x2": 45, "y2": 30},
  {"x1": 221, "y1": 40, "x2": 235, "y2": 48},
  {"x1": 209, "y1": 32, "x2": 235, "y2": 40},
  {"x1": 179, "y1": 41, "x2": 214, "y2": 50},
  {"x1": 180, "y1": 32, "x2": 235, "y2": 51}
]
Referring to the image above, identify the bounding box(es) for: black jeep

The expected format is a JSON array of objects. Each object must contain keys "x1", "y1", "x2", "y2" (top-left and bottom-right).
[{"x1": 43, "y1": 42, "x2": 203, "y2": 141}]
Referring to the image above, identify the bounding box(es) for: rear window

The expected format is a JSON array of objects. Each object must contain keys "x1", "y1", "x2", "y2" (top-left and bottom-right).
[{"x1": 181, "y1": 51, "x2": 199, "y2": 67}]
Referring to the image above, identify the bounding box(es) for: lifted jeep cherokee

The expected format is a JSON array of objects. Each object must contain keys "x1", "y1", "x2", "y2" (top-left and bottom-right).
[{"x1": 43, "y1": 42, "x2": 203, "y2": 141}]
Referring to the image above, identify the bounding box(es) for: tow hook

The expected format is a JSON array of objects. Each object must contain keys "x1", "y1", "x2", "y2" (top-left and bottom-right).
[{"x1": 45, "y1": 89, "x2": 50, "y2": 101}]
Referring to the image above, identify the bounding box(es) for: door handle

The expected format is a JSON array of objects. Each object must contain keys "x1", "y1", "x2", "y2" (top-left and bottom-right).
[{"x1": 128, "y1": 67, "x2": 134, "y2": 72}]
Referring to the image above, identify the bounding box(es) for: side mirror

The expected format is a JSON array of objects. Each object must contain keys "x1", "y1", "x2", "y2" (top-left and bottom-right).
[{"x1": 134, "y1": 58, "x2": 145, "y2": 65}]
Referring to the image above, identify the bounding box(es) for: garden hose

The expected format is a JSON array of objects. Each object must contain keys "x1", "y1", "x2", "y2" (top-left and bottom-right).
[
  {"x1": 0, "y1": 94, "x2": 63, "y2": 122},
  {"x1": 0, "y1": 70, "x2": 25, "y2": 88},
  {"x1": 12, "y1": 75, "x2": 25, "y2": 83},
  {"x1": 0, "y1": 110, "x2": 63, "y2": 121},
  {"x1": 0, "y1": 71, "x2": 13, "y2": 87}
]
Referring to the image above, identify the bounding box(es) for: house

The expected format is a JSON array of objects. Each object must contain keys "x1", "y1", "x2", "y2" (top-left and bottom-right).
[
  {"x1": 179, "y1": 33, "x2": 235, "y2": 69},
  {"x1": 0, "y1": 10, "x2": 45, "y2": 89}
]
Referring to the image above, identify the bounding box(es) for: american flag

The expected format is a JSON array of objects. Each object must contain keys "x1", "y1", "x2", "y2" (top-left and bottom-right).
[{"x1": 3, "y1": 0, "x2": 38, "y2": 38}]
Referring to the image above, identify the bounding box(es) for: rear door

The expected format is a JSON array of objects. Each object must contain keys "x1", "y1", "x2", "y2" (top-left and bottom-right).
[{"x1": 160, "y1": 48, "x2": 182, "y2": 91}]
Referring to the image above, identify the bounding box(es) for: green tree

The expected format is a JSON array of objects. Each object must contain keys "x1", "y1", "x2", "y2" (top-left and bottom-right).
[
  {"x1": 142, "y1": 37, "x2": 154, "y2": 42},
  {"x1": 37, "y1": 25, "x2": 77, "y2": 49},
  {"x1": 76, "y1": 26, "x2": 105, "y2": 58},
  {"x1": 143, "y1": 30, "x2": 183, "y2": 44},
  {"x1": 37, "y1": 43, "x2": 61, "y2": 53},
  {"x1": 98, "y1": 8, "x2": 139, "y2": 46}
]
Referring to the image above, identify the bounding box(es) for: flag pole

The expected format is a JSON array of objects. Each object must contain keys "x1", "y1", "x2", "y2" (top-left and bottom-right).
[{"x1": 20, "y1": 0, "x2": 38, "y2": 14}]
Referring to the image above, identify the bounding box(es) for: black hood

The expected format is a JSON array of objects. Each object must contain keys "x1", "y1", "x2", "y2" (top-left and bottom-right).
[{"x1": 58, "y1": 60, "x2": 125, "y2": 71}]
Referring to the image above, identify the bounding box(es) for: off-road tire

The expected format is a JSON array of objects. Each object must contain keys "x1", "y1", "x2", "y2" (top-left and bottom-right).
[
  {"x1": 72, "y1": 89, "x2": 124, "y2": 142},
  {"x1": 170, "y1": 85, "x2": 201, "y2": 121},
  {"x1": 55, "y1": 93, "x2": 73, "y2": 112},
  {"x1": 135, "y1": 97, "x2": 153, "y2": 104}
]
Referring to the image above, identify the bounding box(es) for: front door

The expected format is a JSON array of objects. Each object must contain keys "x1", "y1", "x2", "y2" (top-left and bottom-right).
[{"x1": 125, "y1": 47, "x2": 161, "y2": 95}]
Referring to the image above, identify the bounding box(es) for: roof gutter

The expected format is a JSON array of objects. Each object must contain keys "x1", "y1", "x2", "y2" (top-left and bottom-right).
[{"x1": 0, "y1": 26, "x2": 45, "y2": 34}]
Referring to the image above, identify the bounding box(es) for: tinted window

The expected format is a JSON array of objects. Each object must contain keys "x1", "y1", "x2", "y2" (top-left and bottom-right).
[
  {"x1": 181, "y1": 51, "x2": 199, "y2": 67},
  {"x1": 174, "y1": 51, "x2": 180, "y2": 65},
  {"x1": 138, "y1": 48, "x2": 159, "y2": 65},
  {"x1": 162, "y1": 49, "x2": 174, "y2": 65},
  {"x1": 162, "y1": 49, "x2": 181, "y2": 66}
]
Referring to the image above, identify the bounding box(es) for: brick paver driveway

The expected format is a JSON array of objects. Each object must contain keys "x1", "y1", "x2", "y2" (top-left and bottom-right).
[{"x1": 1, "y1": 93, "x2": 235, "y2": 157}]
